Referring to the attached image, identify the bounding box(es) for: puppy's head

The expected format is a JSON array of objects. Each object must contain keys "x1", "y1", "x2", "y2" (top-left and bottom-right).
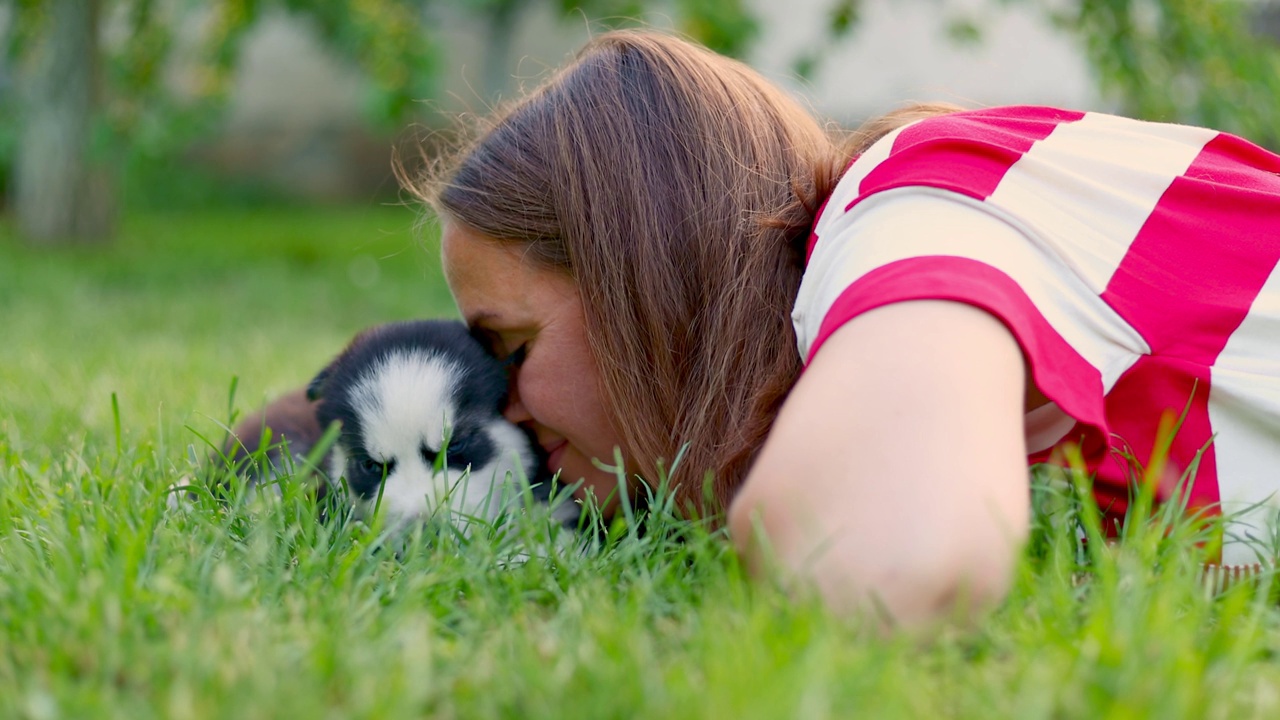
[{"x1": 308, "y1": 320, "x2": 537, "y2": 530}]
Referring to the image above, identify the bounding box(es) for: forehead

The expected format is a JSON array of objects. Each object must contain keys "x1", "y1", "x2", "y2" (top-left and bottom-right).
[
  {"x1": 441, "y1": 222, "x2": 576, "y2": 326},
  {"x1": 442, "y1": 223, "x2": 521, "y2": 285}
]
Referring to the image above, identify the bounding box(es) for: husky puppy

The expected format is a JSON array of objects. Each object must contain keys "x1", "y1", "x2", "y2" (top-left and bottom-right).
[{"x1": 210, "y1": 320, "x2": 549, "y2": 530}]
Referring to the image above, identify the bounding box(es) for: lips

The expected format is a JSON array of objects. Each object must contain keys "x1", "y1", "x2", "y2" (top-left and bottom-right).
[{"x1": 543, "y1": 440, "x2": 568, "y2": 474}]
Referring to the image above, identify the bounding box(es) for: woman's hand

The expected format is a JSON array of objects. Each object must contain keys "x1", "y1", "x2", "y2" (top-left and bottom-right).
[{"x1": 729, "y1": 299, "x2": 1031, "y2": 630}]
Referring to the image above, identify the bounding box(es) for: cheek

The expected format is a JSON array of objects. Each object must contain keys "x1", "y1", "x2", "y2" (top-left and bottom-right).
[
  {"x1": 516, "y1": 346, "x2": 612, "y2": 433},
  {"x1": 515, "y1": 358, "x2": 570, "y2": 424}
]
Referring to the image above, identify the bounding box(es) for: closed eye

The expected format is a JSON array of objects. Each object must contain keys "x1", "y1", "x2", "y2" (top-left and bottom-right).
[
  {"x1": 469, "y1": 327, "x2": 528, "y2": 370},
  {"x1": 501, "y1": 344, "x2": 528, "y2": 370}
]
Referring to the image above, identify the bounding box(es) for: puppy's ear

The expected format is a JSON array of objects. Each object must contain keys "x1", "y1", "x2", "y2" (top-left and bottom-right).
[
  {"x1": 308, "y1": 325, "x2": 384, "y2": 401},
  {"x1": 306, "y1": 365, "x2": 332, "y2": 401}
]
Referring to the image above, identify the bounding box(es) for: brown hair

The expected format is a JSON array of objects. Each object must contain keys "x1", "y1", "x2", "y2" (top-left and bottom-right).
[
  {"x1": 406, "y1": 29, "x2": 955, "y2": 512},
  {"x1": 845, "y1": 101, "x2": 966, "y2": 155}
]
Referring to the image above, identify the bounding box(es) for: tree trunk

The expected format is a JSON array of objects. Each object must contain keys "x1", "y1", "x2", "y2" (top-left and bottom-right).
[{"x1": 13, "y1": 0, "x2": 115, "y2": 244}]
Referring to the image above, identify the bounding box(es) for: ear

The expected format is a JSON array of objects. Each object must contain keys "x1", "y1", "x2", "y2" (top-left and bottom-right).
[
  {"x1": 306, "y1": 366, "x2": 332, "y2": 402},
  {"x1": 307, "y1": 325, "x2": 384, "y2": 401}
]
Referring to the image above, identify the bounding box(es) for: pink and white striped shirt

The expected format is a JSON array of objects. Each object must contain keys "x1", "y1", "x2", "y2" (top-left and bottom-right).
[{"x1": 794, "y1": 106, "x2": 1280, "y2": 566}]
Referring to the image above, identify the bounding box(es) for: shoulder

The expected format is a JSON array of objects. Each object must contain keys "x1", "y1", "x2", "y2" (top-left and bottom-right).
[{"x1": 794, "y1": 189, "x2": 1061, "y2": 364}]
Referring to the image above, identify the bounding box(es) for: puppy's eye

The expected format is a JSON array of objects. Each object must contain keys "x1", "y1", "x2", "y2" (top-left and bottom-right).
[
  {"x1": 357, "y1": 456, "x2": 394, "y2": 476},
  {"x1": 442, "y1": 430, "x2": 473, "y2": 457}
]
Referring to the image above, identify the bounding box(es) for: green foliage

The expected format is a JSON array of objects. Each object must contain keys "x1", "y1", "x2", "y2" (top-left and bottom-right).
[
  {"x1": 673, "y1": 0, "x2": 758, "y2": 57},
  {"x1": 1, "y1": 0, "x2": 438, "y2": 215},
  {"x1": 1, "y1": 0, "x2": 46, "y2": 64},
  {"x1": 273, "y1": 0, "x2": 440, "y2": 122},
  {"x1": 0, "y1": 0, "x2": 44, "y2": 204},
  {"x1": 792, "y1": 0, "x2": 860, "y2": 80},
  {"x1": 1, "y1": 0, "x2": 763, "y2": 217},
  {"x1": 998, "y1": 0, "x2": 1280, "y2": 146},
  {"x1": 548, "y1": 0, "x2": 759, "y2": 56},
  {"x1": 806, "y1": 1, "x2": 1280, "y2": 147},
  {"x1": 1050, "y1": 0, "x2": 1280, "y2": 147}
]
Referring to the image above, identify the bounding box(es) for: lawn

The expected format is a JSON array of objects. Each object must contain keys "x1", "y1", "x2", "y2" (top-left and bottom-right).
[{"x1": 3, "y1": 205, "x2": 1280, "y2": 719}]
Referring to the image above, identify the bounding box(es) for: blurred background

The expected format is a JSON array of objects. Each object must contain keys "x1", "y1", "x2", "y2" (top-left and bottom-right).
[
  {"x1": 3, "y1": 0, "x2": 1280, "y2": 453},
  {"x1": 3, "y1": 0, "x2": 1280, "y2": 244}
]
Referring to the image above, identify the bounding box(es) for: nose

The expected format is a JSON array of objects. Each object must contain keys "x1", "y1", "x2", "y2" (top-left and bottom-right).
[{"x1": 503, "y1": 371, "x2": 533, "y2": 425}]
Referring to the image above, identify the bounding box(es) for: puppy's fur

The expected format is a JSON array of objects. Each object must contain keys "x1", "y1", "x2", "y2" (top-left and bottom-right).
[
  {"x1": 212, "y1": 320, "x2": 545, "y2": 529},
  {"x1": 222, "y1": 386, "x2": 324, "y2": 491}
]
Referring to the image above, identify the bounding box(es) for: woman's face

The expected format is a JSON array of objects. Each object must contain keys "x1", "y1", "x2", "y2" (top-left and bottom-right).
[{"x1": 442, "y1": 222, "x2": 629, "y2": 509}]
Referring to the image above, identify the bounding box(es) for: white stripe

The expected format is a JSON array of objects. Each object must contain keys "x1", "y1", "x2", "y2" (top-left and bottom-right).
[
  {"x1": 1025, "y1": 402, "x2": 1079, "y2": 455},
  {"x1": 1208, "y1": 261, "x2": 1280, "y2": 565},
  {"x1": 987, "y1": 112, "x2": 1216, "y2": 293},
  {"x1": 795, "y1": 189, "x2": 1147, "y2": 388},
  {"x1": 810, "y1": 122, "x2": 914, "y2": 248}
]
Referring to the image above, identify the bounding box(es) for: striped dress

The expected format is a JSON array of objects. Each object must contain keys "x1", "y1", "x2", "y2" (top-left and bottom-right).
[{"x1": 793, "y1": 106, "x2": 1280, "y2": 567}]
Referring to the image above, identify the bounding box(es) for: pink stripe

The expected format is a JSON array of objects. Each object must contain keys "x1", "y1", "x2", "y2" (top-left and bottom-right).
[
  {"x1": 1102, "y1": 134, "x2": 1280, "y2": 362},
  {"x1": 849, "y1": 106, "x2": 1086, "y2": 212},
  {"x1": 1091, "y1": 357, "x2": 1216, "y2": 522},
  {"x1": 807, "y1": 256, "x2": 1107, "y2": 435},
  {"x1": 1100, "y1": 134, "x2": 1280, "y2": 519}
]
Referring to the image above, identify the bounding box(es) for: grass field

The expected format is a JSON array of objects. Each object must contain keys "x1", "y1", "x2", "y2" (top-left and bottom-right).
[{"x1": 4, "y1": 206, "x2": 1280, "y2": 719}]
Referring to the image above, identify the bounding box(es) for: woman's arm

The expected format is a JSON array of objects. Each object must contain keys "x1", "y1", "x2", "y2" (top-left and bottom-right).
[{"x1": 729, "y1": 299, "x2": 1031, "y2": 629}]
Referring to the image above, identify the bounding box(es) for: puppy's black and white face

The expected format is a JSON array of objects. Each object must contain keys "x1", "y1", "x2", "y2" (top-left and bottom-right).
[{"x1": 310, "y1": 321, "x2": 537, "y2": 530}]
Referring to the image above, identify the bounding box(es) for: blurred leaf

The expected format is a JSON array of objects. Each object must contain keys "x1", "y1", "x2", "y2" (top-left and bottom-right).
[
  {"x1": 792, "y1": 52, "x2": 819, "y2": 81},
  {"x1": 1053, "y1": 0, "x2": 1280, "y2": 148},
  {"x1": 675, "y1": 0, "x2": 759, "y2": 57},
  {"x1": 829, "y1": 0, "x2": 860, "y2": 37},
  {"x1": 946, "y1": 15, "x2": 983, "y2": 46}
]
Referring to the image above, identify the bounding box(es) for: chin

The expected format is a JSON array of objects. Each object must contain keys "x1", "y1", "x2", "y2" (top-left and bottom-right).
[
  {"x1": 558, "y1": 460, "x2": 631, "y2": 516},
  {"x1": 181, "y1": 320, "x2": 578, "y2": 533}
]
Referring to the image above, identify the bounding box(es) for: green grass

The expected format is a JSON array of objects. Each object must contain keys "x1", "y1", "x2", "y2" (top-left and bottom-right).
[{"x1": 4, "y1": 206, "x2": 1280, "y2": 719}]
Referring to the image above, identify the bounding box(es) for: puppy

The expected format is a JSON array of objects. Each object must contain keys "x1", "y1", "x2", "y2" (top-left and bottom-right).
[{"x1": 207, "y1": 320, "x2": 555, "y2": 531}]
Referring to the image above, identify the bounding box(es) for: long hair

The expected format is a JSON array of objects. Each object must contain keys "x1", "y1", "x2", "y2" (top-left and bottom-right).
[{"x1": 406, "y1": 29, "x2": 953, "y2": 512}]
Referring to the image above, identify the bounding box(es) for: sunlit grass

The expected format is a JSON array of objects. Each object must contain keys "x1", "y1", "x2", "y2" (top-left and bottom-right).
[{"x1": 3, "y1": 207, "x2": 1280, "y2": 718}]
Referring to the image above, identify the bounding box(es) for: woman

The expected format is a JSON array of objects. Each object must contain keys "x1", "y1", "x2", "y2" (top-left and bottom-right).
[{"x1": 411, "y1": 30, "x2": 1280, "y2": 627}]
